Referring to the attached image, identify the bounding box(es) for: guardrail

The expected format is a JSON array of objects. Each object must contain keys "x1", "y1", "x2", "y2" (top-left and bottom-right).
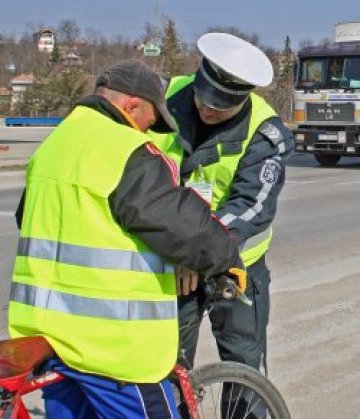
[{"x1": 4, "y1": 117, "x2": 63, "y2": 127}]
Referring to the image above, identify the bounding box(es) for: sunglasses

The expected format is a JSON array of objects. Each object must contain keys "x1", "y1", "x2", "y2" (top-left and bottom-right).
[{"x1": 193, "y1": 88, "x2": 245, "y2": 112}]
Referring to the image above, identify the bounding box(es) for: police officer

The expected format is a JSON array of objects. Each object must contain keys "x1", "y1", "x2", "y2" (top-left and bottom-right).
[
  {"x1": 156, "y1": 32, "x2": 294, "y2": 391},
  {"x1": 10, "y1": 59, "x2": 246, "y2": 419}
]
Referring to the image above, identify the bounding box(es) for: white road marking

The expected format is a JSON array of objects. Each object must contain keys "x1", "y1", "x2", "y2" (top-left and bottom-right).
[
  {"x1": 0, "y1": 211, "x2": 15, "y2": 217},
  {"x1": 287, "y1": 175, "x2": 357, "y2": 185},
  {"x1": 335, "y1": 181, "x2": 360, "y2": 185}
]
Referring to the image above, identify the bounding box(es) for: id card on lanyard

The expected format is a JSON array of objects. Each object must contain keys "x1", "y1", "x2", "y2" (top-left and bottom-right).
[{"x1": 185, "y1": 165, "x2": 213, "y2": 204}]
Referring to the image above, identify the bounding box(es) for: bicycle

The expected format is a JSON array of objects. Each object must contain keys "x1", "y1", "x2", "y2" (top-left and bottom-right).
[{"x1": 0, "y1": 277, "x2": 290, "y2": 419}]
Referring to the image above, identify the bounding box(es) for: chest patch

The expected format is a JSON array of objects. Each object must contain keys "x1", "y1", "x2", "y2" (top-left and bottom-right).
[{"x1": 259, "y1": 159, "x2": 281, "y2": 184}]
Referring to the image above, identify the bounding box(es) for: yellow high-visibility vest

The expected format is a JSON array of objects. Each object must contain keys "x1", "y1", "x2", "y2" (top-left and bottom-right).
[
  {"x1": 152, "y1": 76, "x2": 277, "y2": 266},
  {"x1": 9, "y1": 106, "x2": 178, "y2": 383}
]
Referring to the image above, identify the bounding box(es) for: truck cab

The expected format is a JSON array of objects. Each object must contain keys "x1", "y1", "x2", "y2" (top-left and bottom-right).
[{"x1": 294, "y1": 23, "x2": 360, "y2": 166}]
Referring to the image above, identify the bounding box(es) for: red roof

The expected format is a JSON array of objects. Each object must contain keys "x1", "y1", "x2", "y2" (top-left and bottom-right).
[{"x1": 11, "y1": 73, "x2": 34, "y2": 84}]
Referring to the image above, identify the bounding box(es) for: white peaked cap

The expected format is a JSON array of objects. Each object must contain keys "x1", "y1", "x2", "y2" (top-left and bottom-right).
[{"x1": 197, "y1": 33, "x2": 274, "y2": 87}]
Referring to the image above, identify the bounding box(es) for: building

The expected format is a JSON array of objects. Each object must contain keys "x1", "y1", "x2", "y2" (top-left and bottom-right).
[
  {"x1": 0, "y1": 87, "x2": 11, "y2": 113},
  {"x1": 63, "y1": 51, "x2": 82, "y2": 66},
  {"x1": 10, "y1": 73, "x2": 34, "y2": 106},
  {"x1": 35, "y1": 28, "x2": 55, "y2": 53}
]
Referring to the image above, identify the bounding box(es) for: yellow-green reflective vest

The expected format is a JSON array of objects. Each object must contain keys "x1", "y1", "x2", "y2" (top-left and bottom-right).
[
  {"x1": 152, "y1": 76, "x2": 277, "y2": 267},
  {"x1": 9, "y1": 106, "x2": 178, "y2": 383}
]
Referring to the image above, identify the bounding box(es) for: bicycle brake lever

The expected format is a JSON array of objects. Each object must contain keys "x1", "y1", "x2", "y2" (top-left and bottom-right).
[{"x1": 238, "y1": 292, "x2": 253, "y2": 307}]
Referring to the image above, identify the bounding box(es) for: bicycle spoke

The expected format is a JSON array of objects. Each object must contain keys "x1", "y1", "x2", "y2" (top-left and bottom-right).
[
  {"x1": 244, "y1": 392, "x2": 266, "y2": 418},
  {"x1": 225, "y1": 382, "x2": 234, "y2": 419},
  {"x1": 243, "y1": 389, "x2": 255, "y2": 418},
  {"x1": 228, "y1": 383, "x2": 245, "y2": 419},
  {"x1": 182, "y1": 361, "x2": 290, "y2": 419}
]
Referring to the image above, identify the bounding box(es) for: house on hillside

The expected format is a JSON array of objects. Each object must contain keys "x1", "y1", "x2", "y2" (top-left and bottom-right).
[
  {"x1": 10, "y1": 73, "x2": 34, "y2": 107},
  {"x1": 0, "y1": 87, "x2": 11, "y2": 102},
  {"x1": 63, "y1": 51, "x2": 82, "y2": 66},
  {"x1": 34, "y1": 28, "x2": 55, "y2": 53},
  {"x1": 0, "y1": 87, "x2": 11, "y2": 113}
]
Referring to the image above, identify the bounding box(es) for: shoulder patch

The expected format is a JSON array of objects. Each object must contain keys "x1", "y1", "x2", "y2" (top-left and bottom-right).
[
  {"x1": 258, "y1": 121, "x2": 283, "y2": 146},
  {"x1": 259, "y1": 158, "x2": 282, "y2": 184}
]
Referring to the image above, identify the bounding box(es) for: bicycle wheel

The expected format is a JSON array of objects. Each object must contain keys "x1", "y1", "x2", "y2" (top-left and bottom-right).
[{"x1": 187, "y1": 361, "x2": 290, "y2": 419}]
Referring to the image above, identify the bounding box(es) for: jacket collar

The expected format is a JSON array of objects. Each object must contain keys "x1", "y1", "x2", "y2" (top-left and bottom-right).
[
  {"x1": 168, "y1": 84, "x2": 252, "y2": 152},
  {"x1": 76, "y1": 95, "x2": 131, "y2": 127}
]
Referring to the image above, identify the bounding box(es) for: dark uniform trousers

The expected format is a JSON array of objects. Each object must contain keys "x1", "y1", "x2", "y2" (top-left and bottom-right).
[{"x1": 178, "y1": 256, "x2": 270, "y2": 373}]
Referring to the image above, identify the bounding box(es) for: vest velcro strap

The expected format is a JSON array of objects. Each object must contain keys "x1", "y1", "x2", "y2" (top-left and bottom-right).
[
  {"x1": 17, "y1": 237, "x2": 174, "y2": 274},
  {"x1": 11, "y1": 283, "x2": 177, "y2": 321}
]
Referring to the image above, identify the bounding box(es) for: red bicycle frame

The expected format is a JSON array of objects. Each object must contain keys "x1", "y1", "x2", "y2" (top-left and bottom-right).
[{"x1": 0, "y1": 336, "x2": 200, "y2": 419}]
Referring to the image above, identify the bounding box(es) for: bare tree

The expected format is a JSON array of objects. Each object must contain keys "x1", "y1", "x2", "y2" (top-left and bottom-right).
[
  {"x1": 298, "y1": 38, "x2": 314, "y2": 50},
  {"x1": 57, "y1": 19, "x2": 81, "y2": 46},
  {"x1": 142, "y1": 22, "x2": 162, "y2": 44},
  {"x1": 320, "y1": 38, "x2": 332, "y2": 47}
]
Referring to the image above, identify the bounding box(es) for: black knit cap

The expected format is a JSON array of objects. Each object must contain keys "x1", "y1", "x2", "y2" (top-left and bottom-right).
[{"x1": 96, "y1": 59, "x2": 176, "y2": 132}]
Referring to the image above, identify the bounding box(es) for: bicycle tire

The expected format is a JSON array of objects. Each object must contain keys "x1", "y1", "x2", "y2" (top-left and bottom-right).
[{"x1": 187, "y1": 361, "x2": 290, "y2": 419}]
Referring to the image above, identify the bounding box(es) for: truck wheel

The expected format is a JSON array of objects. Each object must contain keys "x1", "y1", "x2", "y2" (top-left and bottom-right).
[{"x1": 314, "y1": 154, "x2": 341, "y2": 166}]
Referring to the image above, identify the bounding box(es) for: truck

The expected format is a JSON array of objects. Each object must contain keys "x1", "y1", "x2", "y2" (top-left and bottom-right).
[{"x1": 293, "y1": 22, "x2": 360, "y2": 166}]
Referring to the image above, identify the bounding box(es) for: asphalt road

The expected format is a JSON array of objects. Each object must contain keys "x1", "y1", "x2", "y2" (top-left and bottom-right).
[{"x1": 1, "y1": 134, "x2": 360, "y2": 417}]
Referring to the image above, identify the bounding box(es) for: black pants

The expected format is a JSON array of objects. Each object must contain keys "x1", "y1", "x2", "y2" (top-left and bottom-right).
[{"x1": 178, "y1": 256, "x2": 271, "y2": 372}]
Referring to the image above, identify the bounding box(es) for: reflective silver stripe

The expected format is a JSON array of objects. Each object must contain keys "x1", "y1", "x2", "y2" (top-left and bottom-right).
[
  {"x1": 17, "y1": 237, "x2": 174, "y2": 274},
  {"x1": 11, "y1": 283, "x2": 177, "y2": 321},
  {"x1": 219, "y1": 212, "x2": 236, "y2": 226},
  {"x1": 239, "y1": 182, "x2": 273, "y2": 222},
  {"x1": 240, "y1": 226, "x2": 272, "y2": 252},
  {"x1": 220, "y1": 182, "x2": 273, "y2": 226},
  {"x1": 278, "y1": 142, "x2": 286, "y2": 154}
]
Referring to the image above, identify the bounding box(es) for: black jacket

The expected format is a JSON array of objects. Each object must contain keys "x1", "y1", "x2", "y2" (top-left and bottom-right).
[
  {"x1": 167, "y1": 84, "x2": 295, "y2": 249},
  {"x1": 16, "y1": 95, "x2": 241, "y2": 275}
]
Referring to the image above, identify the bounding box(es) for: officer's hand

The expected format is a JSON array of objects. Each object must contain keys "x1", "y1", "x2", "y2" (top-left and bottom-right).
[
  {"x1": 176, "y1": 266, "x2": 199, "y2": 296},
  {"x1": 227, "y1": 267, "x2": 247, "y2": 294}
]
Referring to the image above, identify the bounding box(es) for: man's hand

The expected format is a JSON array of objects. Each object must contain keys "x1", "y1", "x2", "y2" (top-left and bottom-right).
[{"x1": 176, "y1": 266, "x2": 199, "y2": 296}]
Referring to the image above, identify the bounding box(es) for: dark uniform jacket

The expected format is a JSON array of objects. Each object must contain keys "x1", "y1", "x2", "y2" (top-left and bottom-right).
[
  {"x1": 167, "y1": 84, "x2": 295, "y2": 247},
  {"x1": 16, "y1": 95, "x2": 241, "y2": 275}
]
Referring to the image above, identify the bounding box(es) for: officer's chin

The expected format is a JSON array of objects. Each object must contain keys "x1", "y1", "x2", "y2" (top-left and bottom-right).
[{"x1": 198, "y1": 111, "x2": 219, "y2": 125}]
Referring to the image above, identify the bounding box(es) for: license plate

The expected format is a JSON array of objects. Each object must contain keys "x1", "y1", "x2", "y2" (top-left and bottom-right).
[{"x1": 318, "y1": 134, "x2": 337, "y2": 141}]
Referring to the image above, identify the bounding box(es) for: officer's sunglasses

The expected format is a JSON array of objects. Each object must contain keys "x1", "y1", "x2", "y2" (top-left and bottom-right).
[{"x1": 193, "y1": 88, "x2": 244, "y2": 112}]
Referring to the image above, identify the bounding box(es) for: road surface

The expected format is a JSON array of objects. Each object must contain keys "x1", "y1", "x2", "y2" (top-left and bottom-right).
[{"x1": 1, "y1": 131, "x2": 360, "y2": 417}]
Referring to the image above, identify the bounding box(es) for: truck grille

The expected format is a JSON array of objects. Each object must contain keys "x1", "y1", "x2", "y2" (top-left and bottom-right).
[{"x1": 306, "y1": 103, "x2": 354, "y2": 122}]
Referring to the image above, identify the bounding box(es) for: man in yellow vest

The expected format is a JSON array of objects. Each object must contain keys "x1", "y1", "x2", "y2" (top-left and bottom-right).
[
  {"x1": 10, "y1": 59, "x2": 246, "y2": 419},
  {"x1": 156, "y1": 33, "x2": 294, "y2": 416}
]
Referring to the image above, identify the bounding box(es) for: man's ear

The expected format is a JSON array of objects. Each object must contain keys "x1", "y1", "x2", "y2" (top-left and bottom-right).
[{"x1": 124, "y1": 96, "x2": 141, "y2": 114}]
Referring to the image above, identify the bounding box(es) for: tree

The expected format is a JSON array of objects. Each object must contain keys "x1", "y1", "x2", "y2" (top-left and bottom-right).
[
  {"x1": 206, "y1": 26, "x2": 261, "y2": 47},
  {"x1": 298, "y1": 39, "x2": 314, "y2": 49},
  {"x1": 284, "y1": 35, "x2": 291, "y2": 54},
  {"x1": 57, "y1": 19, "x2": 81, "y2": 46},
  {"x1": 50, "y1": 41, "x2": 61, "y2": 63},
  {"x1": 143, "y1": 22, "x2": 162, "y2": 44},
  {"x1": 320, "y1": 38, "x2": 332, "y2": 47},
  {"x1": 161, "y1": 19, "x2": 182, "y2": 78},
  {"x1": 19, "y1": 63, "x2": 89, "y2": 116},
  {"x1": 54, "y1": 66, "x2": 89, "y2": 112},
  {"x1": 262, "y1": 36, "x2": 295, "y2": 122}
]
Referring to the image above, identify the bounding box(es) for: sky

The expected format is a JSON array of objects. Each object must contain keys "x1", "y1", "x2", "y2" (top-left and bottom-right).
[{"x1": 1, "y1": 0, "x2": 360, "y2": 51}]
